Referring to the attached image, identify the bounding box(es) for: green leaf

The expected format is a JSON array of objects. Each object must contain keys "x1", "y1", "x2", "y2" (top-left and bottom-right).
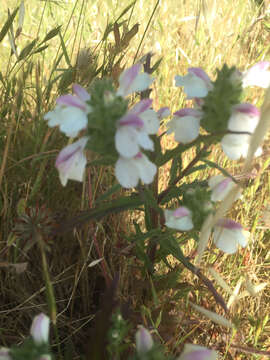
[
  {"x1": 115, "y1": 1, "x2": 136, "y2": 22},
  {"x1": 18, "y1": 39, "x2": 37, "y2": 60},
  {"x1": 0, "y1": 7, "x2": 19, "y2": 43},
  {"x1": 54, "y1": 194, "x2": 144, "y2": 234},
  {"x1": 41, "y1": 25, "x2": 61, "y2": 44},
  {"x1": 95, "y1": 184, "x2": 122, "y2": 203},
  {"x1": 58, "y1": 30, "x2": 72, "y2": 67},
  {"x1": 32, "y1": 44, "x2": 49, "y2": 55},
  {"x1": 201, "y1": 159, "x2": 236, "y2": 181}
]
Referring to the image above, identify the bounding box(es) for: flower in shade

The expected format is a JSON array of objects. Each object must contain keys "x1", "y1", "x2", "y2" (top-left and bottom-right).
[
  {"x1": 175, "y1": 67, "x2": 213, "y2": 99},
  {"x1": 116, "y1": 63, "x2": 154, "y2": 97},
  {"x1": 115, "y1": 152, "x2": 157, "y2": 188},
  {"x1": 44, "y1": 84, "x2": 91, "y2": 138},
  {"x1": 115, "y1": 99, "x2": 159, "y2": 158},
  {"x1": 208, "y1": 174, "x2": 241, "y2": 202},
  {"x1": 241, "y1": 61, "x2": 270, "y2": 88},
  {"x1": 213, "y1": 218, "x2": 249, "y2": 254},
  {"x1": 178, "y1": 344, "x2": 218, "y2": 360},
  {"x1": 135, "y1": 326, "x2": 153, "y2": 354},
  {"x1": 164, "y1": 206, "x2": 194, "y2": 231},
  {"x1": 221, "y1": 103, "x2": 262, "y2": 160},
  {"x1": 0, "y1": 348, "x2": 11, "y2": 360},
  {"x1": 30, "y1": 313, "x2": 50, "y2": 344},
  {"x1": 55, "y1": 137, "x2": 89, "y2": 186},
  {"x1": 167, "y1": 108, "x2": 203, "y2": 143}
]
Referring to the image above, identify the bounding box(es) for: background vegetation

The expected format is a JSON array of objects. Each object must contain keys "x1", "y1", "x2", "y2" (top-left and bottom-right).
[{"x1": 0, "y1": 0, "x2": 270, "y2": 358}]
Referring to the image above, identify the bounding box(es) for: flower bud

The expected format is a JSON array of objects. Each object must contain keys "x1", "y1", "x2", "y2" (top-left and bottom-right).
[
  {"x1": 30, "y1": 313, "x2": 50, "y2": 344},
  {"x1": 135, "y1": 326, "x2": 153, "y2": 354}
]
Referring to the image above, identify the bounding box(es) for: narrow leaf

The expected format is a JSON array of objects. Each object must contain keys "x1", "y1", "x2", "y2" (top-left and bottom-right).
[
  {"x1": 18, "y1": 39, "x2": 37, "y2": 61},
  {"x1": 41, "y1": 25, "x2": 61, "y2": 44},
  {"x1": 0, "y1": 7, "x2": 19, "y2": 43}
]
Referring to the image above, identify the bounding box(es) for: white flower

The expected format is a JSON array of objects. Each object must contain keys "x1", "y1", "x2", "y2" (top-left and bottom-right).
[
  {"x1": 135, "y1": 326, "x2": 153, "y2": 354},
  {"x1": 116, "y1": 63, "x2": 154, "y2": 97},
  {"x1": 115, "y1": 152, "x2": 157, "y2": 188},
  {"x1": 0, "y1": 348, "x2": 11, "y2": 360},
  {"x1": 241, "y1": 61, "x2": 270, "y2": 88},
  {"x1": 115, "y1": 99, "x2": 159, "y2": 158},
  {"x1": 175, "y1": 67, "x2": 213, "y2": 99},
  {"x1": 55, "y1": 137, "x2": 89, "y2": 186},
  {"x1": 213, "y1": 219, "x2": 249, "y2": 254},
  {"x1": 221, "y1": 103, "x2": 262, "y2": 160},
  {"x1": 208, "y1": 174, "x2": 241, "y2": 202},
  {"x1": 44, "y1": 84, "x2": 91, "y2": 138},
  {"x1": 30, "y1": 313, "x2": 50, "y2": 344},
  {"x1": 178, "y1": 344, "x2": 218, "y2": 360},
  {"x1": 164, "y1": 207, "x2": 194, "y2": 231},
  {"x1": 167, "y1": 108, "x2": 203, "y2": 143}
]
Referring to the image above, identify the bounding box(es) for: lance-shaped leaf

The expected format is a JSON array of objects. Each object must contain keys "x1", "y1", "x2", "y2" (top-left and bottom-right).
[
  {"x1": 53, "y1": 194, "x2": 144, "y2": 234},
  {"x1": 0, "y1": 7, "x2": 19, "y2": 43}
]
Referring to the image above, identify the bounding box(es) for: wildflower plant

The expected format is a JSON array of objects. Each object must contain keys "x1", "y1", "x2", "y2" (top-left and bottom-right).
[{"x1": 46, "y1": 58, "x2": 270, "y2": 289}]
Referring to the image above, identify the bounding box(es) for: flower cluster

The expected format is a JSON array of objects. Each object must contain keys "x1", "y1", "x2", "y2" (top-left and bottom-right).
[
  {"x1": 0, "y1": 313, "x2": 51, "y2": 360},
  {"x1": 44, "y1": 64, "x2": 169, "y2": 188},
  {"x1": 170, "y1": 62, "x2": 270, "y2": 160},
  {"x1": 135, "y1": 326, "x2": 218, "y2": 359},
  {"x1": 164, "y1": 174, "x2": 249, "y2": 254}
]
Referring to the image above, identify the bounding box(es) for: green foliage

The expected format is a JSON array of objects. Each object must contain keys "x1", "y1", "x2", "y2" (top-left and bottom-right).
[
  {"x1": 107, "y1": 309, "x2": 131, "y2": 358},
  {"x1": 10, "y1": 338, "x2": 51, "y2": 360},
  {"x1": 201, "y1": 64, "x2": 243, "y2": 135}
]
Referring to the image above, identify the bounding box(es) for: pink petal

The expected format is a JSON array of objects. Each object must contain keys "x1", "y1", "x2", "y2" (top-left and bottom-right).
[
  {"x1": 188, "y1": 67, "x2": 211, "y2": 83},
  {"x1": 130, "y1": 99, "x2": 153, "y2": 115},
  {"x1": 217, "y1": 218, "x2": 242, "y2": 230},
  {"x1": 57, "y1": 95, "x2": 85, "y2": 111},
  {"x1": 73, "y1": 84, "x2": 90, "y2": 102},
  {"x1": 173, "y1": 206, "x2": 190, "y2": 218},
  {"x1": 174, "y1": 108, "x2": 203, "y2": 118},
  {"x1": 233, "y1": 103, "x2": 260, "y2": 117},
  {"x1": 119, "y1": 113, "x2": 144, "y2": 127}
]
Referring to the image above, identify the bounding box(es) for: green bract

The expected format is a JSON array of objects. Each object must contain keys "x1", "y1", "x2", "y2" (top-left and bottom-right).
[
  {"x1": 86, "y1": 78, "x2": 128, "y2": 156},
  {"x1": 200, "y1": 64, "x2": 243, "y2": 136}
]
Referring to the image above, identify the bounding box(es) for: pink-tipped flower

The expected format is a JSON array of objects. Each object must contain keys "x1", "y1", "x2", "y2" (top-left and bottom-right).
[
  {"x1": 30, "y1": 313, "x2": 50, "y2": 344},
  {"x1": 0, "y1": 348, "x2": 11, "y2": 360},
  {"x1": 221, "y1": 103, "x2": 262, "y2": 160},
  {"x1": 164, "y1": 206, "x2": 194, "y2": 231},
  {"x1": 135, "y1": 326, "x2": 154, "y2": 354},
  {"x1": 116, "y1": 63, "x2": 154, "y2": 97},
  {"x1": 44, "y1": 84, "x2": 91, "y2": 138},
  {"x1": 178, "y1": 344, "x2": 218, "y2": 360},
  {"x1": 167, "y1": 108, "x2": 203, "y2": 143},
  {"x1": 115, "y1": 99, "x2": 159, "y2": 158},
  {"x1": 175, "y1": 67, "x2": 213, "y2": 99},
  {"x1": 55, "y1": 137, "x2": 89, "y2": 186},
  {"x1": 241, "y1": 61, "x2": 270, "y2": 88},
  {"x1": 213, "y1": 219, "x2": 249, "y2": 254},
  {"x1": 208, "y1": 175, "x2": 241, "y2": 202},
  {"x1": 115, "y1": 152, "x2": 157, "y2": 188}
]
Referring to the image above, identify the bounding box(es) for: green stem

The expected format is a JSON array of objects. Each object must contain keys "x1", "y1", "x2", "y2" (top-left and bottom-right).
[{"x1": 36, "y1": 230, "x2": 62, "y2": 359}]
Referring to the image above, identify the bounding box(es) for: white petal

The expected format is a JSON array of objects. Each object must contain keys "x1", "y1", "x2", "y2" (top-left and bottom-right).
[
  {"x1": 115, "y1": 126, "x2": 140, "y2": 158},
  {"x1": 139, "y1": 109, "x2": 159, "y2": 134},
  {"x1": 56, "y1": 137, "x2": 88, "y2": 186},
  {"x1": 228, "y1": 110, "x2": 259, "y2": 134},
  {"x1": 164, "y1": 209, "x2": 193, "y2": 231},
  {"x1": 175, "y1": 74, "x2": 209, "y2": 98},
  {"x1": 221, "y1": 134, "x2": 250, "y2": 160},
  {"x1": 178, "y1": 344, "x2": 218, "y2": 360},
  {"x1": 135, "y1": 155, "x2": 157, "y2": 184},
  {"x1": 30, "y1": 313, "x2": 50, "y2": 344},
  {"x1": 137, "y1": 131, "x2": 154, "y2": 151},
  {"x1": 59, "y1": 107, "x2": 88, "y2": 137},
  {"x1": 115, "y1": 157, "x2": 139, "y2": 188},
  {"x1": 213, "y1": 227, "x2": 247, "y2": 254},
  {"x1": 169, "y1": 116, "x2": 200, "y2": 143}
]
